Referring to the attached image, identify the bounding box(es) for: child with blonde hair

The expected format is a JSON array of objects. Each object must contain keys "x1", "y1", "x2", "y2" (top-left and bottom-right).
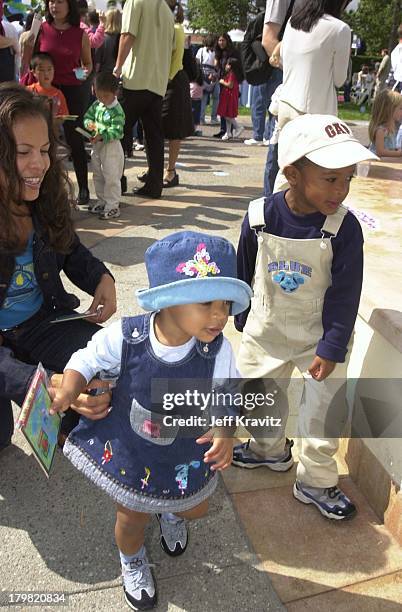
[{"x1": 369, "y1": 89, "x2": 402, "y2": 157}]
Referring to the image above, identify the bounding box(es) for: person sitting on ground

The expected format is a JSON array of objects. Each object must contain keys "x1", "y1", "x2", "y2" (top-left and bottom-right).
[
  {"x1": 0, "y1": 83, "x2": 116, "y2": 453},
  {"x1": 50, "y1": 230, "x2": 251, "y2": 611},
  {"x1": 369, "y1": 89, "x2": 402, "y2": 158},
  {"x1": 83, "y1": 71, "x2": 125, "y2": 219}
]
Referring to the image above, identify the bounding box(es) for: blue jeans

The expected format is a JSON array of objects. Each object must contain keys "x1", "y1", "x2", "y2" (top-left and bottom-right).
[
  {"x1": 0, "y1": 306, "x2": 102, "y2": 448},
  {"x1": 200, "y1": 83, "x2": 219, "y2": 123},
  {"x1": 263, "y1": 68, "x2": 283, "y2": 196},
  {"x1": 251, "y1": 83, "x2": 270, "y2": 141}
]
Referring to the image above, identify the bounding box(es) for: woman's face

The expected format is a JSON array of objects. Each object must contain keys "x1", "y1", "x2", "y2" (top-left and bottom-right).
[
  {"x1": 13, "y1": 115, "x2": 51, "y2": 201},
  {"x1": 218, "y1": 36, "x2": 227, "y2": 49},
  {"x1": 48, "y1": 0, "x2": 69, "y2": 23}
]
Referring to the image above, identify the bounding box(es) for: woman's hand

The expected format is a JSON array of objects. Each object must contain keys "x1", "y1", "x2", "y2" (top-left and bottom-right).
[
  {"x1": 87, "y1": 274, "x2": 116, "y2": 323},
  {"x1": 196, "y1": 429, "x2": 233, "y2": 471},
  {"x1": 49, "y1": 374, "x2": 112, "y2": 420}
]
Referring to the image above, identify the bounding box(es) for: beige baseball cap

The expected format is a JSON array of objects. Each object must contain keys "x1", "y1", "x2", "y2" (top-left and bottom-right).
[{"x1": 278, "y1": 114, "x2": 378, "y2": 170}]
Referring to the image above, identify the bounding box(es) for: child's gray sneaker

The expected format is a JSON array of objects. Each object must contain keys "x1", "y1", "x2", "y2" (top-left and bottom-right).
[
  {"x1": 232, "y1": 438, "x2": 294, "y2": 471},
  {"x1": 99, "y1": 208, "x2": 120, "y2": 220},
  {"x1": 293, "y1": 480, "x2": 357, "y2": 520},
  {"x1": 156, "y1": 513, "x2": 188, "y2": 556},
  {"x1": 88, "y1": 202, "x2": 104, "y2": 214},
  {"x1": 121, "y1": 547, "x2": 157, "y2": 610}
]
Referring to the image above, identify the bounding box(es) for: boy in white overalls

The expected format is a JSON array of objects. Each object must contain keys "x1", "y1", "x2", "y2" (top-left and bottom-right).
[{"x1": 232, "y1": 114, "x2": 378, "y2": 520}]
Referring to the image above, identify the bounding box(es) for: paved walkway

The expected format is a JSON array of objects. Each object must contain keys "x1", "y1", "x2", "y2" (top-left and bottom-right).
[{"x1": 1, "y1": 120, "x2": 401, "y2": 611}]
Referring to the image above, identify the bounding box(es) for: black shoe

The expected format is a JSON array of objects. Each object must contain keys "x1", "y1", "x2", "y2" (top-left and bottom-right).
[
  {"x1": 121, "y1": 175, "x2": 128, "y2": 195},
  {"x1": 125, "y1": 150, "x2": 133, "y2": 158},
  {"x1": 163, "y1": 171, "x2": 179, "y2": 188},
  {"x1": 76, "y1": 187, "x2": 90, "y2": 205},
  {"x1": 133, "y1": 186, "x2": 161, "y2": 199},
  {"x1": 213, "y1": 130, "x2": 225, "y2": 138},
  {"x1": 137, "y1": 171, "x2": 148, "y2": 183}
]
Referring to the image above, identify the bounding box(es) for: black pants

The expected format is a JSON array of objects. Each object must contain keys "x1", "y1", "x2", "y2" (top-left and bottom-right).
[
  {"x1": 57, "y1": 83, "x2": 89, "y2": 192},
  {"x1": 120, "y1": 88, "x2": 164, "y2": 195},
  {"x1": 0, "y1": 306, "x2": 101, "y2": 448}
]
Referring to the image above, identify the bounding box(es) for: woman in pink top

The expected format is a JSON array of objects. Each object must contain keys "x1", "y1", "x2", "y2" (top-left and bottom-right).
[{"x1": 38, "y1": 0, "x2": 92, "y2": 204}]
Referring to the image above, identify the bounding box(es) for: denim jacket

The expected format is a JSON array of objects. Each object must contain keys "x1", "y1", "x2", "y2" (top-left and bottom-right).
[{"x1": 0, "y1": 214, "x2": 113, "y2": 400}]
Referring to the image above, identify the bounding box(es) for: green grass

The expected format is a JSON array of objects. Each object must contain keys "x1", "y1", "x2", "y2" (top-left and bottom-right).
[
  {"x1": 207, "y1": 102, "x2": 371, "y2": 122},
  {"x1": 338, "y1": 102, "x2": 371, "y2": 122}
]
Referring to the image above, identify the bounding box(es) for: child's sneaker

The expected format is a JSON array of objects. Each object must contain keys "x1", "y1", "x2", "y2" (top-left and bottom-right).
[
  {"x1": 232, "y1": 438, "x2": 294, "y2": 471},
  {"x1": 221, "y1": 133, "x2": 231, "y2": 141},
  {"x1": 293, "y1": 480, "x2": 357, "y2": 520},
  {"x1": 121, "y1": 547, "x2": 157, "y2": 610},
  {"x1": 99, "y1": 208, "x2": 120, "y2": 220},
  {"x1": 156, "y1": 513, "x2": 188, "y2": 557},
  {"x1": 88, "y1": 202, "x2": 105, "y2": 214}
]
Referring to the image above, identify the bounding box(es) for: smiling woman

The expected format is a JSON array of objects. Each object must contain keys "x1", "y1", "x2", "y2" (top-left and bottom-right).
[{"x1": 0, "y1": 83, "x2": 116, "y2": 452}]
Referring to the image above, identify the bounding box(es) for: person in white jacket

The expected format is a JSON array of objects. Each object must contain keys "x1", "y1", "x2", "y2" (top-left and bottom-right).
[
  {"x1": 274, "y1": 0, "x2": 351, "y2": 190},
  {"x1": 391, "y1": 25, "x2": 402, "y2": 92},
  {"x1": 279, "y1": 0, "x2": 351, "y2": 122}
]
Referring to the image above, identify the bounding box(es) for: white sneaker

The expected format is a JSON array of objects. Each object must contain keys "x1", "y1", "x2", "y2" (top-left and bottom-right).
[
  {"x1": 135, "y1": 143, "x2": 145, "y2": 151},
  {"x1": 234, "y1": 125, "x2": 244, "y2": 138},
  {"x1": 244, "y1": 138, "x2": 263, "y2": 146},
  {"x1": 121, "y1": 546, "x2": 157, "y2": 610},
  {"x1": 221, "y1": 133, "x2": 231, "y2": 141},
  {"x1": 99, "y1": 208, "x2": 120, "y2": 219},
  {"x1": 263, "y1": 138, "x2": 270, "y2": 146}
]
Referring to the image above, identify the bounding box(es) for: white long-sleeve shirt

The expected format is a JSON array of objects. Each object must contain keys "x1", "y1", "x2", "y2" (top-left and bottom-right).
[
  {"x1": 391, "y1": 43, "x2": 402, "y2": 83},
  {"x1": 280, "y1": 14, "x2": 351, "y2": 115},
  {"x1": 65, "y1": 313, "x2": 239, "y2": 383}
]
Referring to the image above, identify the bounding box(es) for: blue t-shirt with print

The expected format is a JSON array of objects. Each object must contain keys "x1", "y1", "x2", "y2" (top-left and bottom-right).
[{"x1": 0, "y1": 234, "x2": 43, "y2": 329}]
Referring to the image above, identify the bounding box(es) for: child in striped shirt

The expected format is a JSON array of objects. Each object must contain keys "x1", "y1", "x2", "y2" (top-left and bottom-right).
[{"x1": 84, "y1": 72, "x2": 125, "y2": 220}]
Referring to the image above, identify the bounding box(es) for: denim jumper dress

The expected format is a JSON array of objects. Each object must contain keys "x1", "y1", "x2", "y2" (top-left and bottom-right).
[{"x1": 64, "y1": 314, "x2": 222, "y2": 513}]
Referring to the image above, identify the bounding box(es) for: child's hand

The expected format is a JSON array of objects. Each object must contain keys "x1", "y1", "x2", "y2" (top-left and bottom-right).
[
  {"x1": 196, "y1": 429, "x2": 233, "y2": 471},
  {"x1": 86, "y1": 121, "x2": 96, "y2": 131},
  {"x1": 49, "y1": 374, "x2": 112, "y2": 420},
  {"x1": 48, "y1": 387, "x2": 76, "y2": 415},
  {"x1": 308, "y1": 356, "x2": 336, "y2": 381}
]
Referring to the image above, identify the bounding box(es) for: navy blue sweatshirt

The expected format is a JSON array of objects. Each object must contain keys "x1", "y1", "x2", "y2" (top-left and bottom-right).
[{"x1": 235, "y1": 191, "x2": 364, "y2": 363}]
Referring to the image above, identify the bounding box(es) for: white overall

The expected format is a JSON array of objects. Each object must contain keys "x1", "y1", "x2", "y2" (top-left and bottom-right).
[
  {"x1": 91, "y1": 140, "x2": 124, "y2": 212},
  {"x1": 238, "y1": 198, "x2": 350, "y2": 487}
]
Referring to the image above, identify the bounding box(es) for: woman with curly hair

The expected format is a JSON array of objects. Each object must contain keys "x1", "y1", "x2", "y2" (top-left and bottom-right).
[{"x1": 0, "y1": 84, "x2": 116, "y2": 451}]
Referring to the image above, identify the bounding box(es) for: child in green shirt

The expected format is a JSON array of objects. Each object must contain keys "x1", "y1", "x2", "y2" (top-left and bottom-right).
[{"x1": 84, "y1": 72, "x2": 125, "y2": 220}]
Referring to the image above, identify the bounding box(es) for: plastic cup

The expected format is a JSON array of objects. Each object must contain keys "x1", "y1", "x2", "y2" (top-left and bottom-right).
[{"x1": 73, "y1": 67, "x2": 87, "y2": 81}]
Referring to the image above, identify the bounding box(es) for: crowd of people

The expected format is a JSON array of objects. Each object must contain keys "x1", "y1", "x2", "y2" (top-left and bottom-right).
[{"x1": 0, "y1": 0, "x2": 401, "y2": 610}]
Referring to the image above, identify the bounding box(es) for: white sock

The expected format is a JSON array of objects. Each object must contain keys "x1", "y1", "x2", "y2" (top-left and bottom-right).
[
  {"x1": 163, "y1": 512, "x2": 181, "y2": 523},
  {"x1": 119, "y1": 545, "x2": 146, "y2": 564}
]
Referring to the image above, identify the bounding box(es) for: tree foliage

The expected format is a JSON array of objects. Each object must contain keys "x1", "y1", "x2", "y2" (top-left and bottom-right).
[
  {"x1": 187, "y1": 0, "x2": 258, "y2": 34},
  {"x1": 343, "y1": 0, "x2": 402, "y2": 54}
]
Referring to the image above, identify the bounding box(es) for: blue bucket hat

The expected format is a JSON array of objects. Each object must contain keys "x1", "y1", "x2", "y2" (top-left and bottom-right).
[{"x1": 136, "y1": 231, "x2": 252, "y2": 315}]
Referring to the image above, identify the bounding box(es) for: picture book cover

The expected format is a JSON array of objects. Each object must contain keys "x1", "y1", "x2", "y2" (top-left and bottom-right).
[{"x1": 17, "y1": 363, "x2": 61, "y2": 477}]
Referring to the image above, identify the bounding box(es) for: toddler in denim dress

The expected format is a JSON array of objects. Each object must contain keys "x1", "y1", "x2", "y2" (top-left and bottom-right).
[{"x1": 51, "y1": 231, "x2": 252, "y2": 611}]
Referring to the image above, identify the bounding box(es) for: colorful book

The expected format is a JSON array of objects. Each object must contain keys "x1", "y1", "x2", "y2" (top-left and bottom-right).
[{"x1": 17, "y1": 364, "x2": 61, "y2": 477}]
